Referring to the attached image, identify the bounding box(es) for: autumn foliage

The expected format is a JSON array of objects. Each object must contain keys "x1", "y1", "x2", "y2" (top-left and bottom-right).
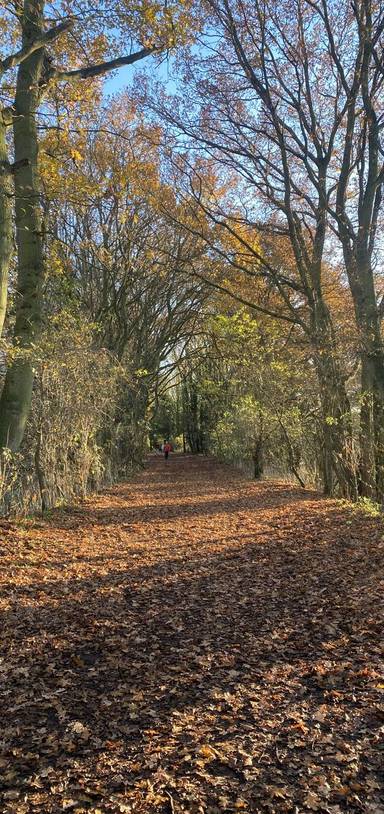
[{"x1": 1, "y1": 456, "x2": 383, "y2": 812}]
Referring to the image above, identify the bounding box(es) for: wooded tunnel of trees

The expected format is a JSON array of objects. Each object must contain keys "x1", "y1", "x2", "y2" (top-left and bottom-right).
[{"x1": 1, "y1": 0, "x2": 384, "y2": 513}]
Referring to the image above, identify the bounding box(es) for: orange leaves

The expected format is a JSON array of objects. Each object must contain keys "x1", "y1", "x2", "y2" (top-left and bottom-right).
[
  {"x1": 0, "y1": 456, "x2": 383, "y2": 812},
  {"x1": 198, "y1": 744, "x2": 217, "y2": 760},
  {"x1": 288, "y1": 719, "x2": 309, "y2": 734},
  {"x1": 103, "y1": 739, "x2": 124, "y2": 751}
]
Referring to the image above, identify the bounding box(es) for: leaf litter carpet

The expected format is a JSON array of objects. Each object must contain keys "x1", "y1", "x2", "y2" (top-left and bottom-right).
[{"x1": 1, "y1": 455, "x2": 384, "y2": 814}]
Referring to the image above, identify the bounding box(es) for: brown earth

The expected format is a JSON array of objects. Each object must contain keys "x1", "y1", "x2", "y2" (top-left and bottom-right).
[{"x1": 0, "y1": 454, "x2": 383, "y2": 814}]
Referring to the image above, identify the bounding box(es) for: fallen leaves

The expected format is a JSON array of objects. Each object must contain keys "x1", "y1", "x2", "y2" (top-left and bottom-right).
[
  {"x1": 0, "y1": 455, "x2": 383, "y2": 812},
  {"x1": 199, "y1": 746, "x2": 218, "y2": 761}
]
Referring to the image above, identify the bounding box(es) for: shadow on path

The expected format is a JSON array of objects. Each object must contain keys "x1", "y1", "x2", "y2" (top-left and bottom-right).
[{"x1": 0, "y1": 455, "x2": 383, "y2": 813}]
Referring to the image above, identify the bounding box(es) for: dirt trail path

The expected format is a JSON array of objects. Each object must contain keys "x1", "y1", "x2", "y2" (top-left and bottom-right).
[{"x1": 1, "y1": 455, "x2": 384, "y2": 814}]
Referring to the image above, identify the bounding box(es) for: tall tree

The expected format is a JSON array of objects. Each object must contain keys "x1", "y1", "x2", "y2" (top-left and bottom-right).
[
  {"x1": 144, "y1": 0, "x2": 384, "y2": 496},
  {"x1": 311, "y1": 0, "x2": 384, "y2": 498},
  {"x1": 0, "y1": 0, "x2": 189, "y2": 451}
]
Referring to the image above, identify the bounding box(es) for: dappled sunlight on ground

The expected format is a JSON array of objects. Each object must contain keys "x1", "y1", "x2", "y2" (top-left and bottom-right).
[{"x1": 0, "y1": 455, "x2": 383, "y2": 813}]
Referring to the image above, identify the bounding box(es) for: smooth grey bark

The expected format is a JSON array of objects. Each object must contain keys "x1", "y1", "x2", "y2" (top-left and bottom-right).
[
  {"x1": 0, "y1": 117, "x2": 13, "y2": 338},
  {"x1": 0, "y1": 0, "x2": 45, "y2": 451},
  {"x1": 0, "y1": 18, "x2": 73, "y2": 345}
]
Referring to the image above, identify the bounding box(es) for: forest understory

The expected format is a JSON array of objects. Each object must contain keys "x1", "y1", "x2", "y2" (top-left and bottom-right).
[{"x1": 0, "y1": 455, "x2": 383, "y2": 814}]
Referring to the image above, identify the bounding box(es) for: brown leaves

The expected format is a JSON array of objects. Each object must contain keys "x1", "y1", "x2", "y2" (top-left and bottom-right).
[
  {"x1": 199, "y1": 745, "x2": 218, "y2": 761},
  {"x1": 0, "y1": 456, "x2": 383, "y2": 812}
]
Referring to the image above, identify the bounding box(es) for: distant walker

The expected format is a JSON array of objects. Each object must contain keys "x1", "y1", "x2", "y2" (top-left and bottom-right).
[{"x1": 162, "y1": 440, "x2": 172, "y2": 461}]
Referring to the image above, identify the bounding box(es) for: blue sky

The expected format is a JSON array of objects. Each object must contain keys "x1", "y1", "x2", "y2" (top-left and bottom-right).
[{"x1": 103, "y1": 55, "x2": 176, "y2": 96}]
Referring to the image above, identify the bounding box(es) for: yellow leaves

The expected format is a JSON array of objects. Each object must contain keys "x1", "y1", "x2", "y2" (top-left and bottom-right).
[
  {"x1": 120, "y1": 0, "x2": 195, "y2": 49},
  {"x1": 70, "y1": 148, "x2": 83, "y2": 164},
  {"x1": 87, "y1": 33, "x2": 109, "y2": 63},
  {"x1": 199, "y1": 743, "x2": 217, "y2": 760},
  {"x1": 40, "y1": 128, "x2": 92, "y2": 200}
]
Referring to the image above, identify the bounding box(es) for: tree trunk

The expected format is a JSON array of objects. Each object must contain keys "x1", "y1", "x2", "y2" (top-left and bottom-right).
[
  {"x1": 253, "y1": 436, "x2": 263, "y2": 479},
  {"x1": 341, "y1": 247, "x2": 384, "y2": 500},
  {"x1": 359, "y1": 353, "x2": 376, "y2": 498},
  {"x1": 277, "y1": 417, "x2": 306, "y2": 488},
  {"x1": 184, "y1": 380, "x2": 201, "y2": 453},
  {"x1": 311, "y1": 296, "x2": 357, "y2": 499},
  {"x1": 0, "y1": 117, "x2": 13, "y2": 338},
  {"x1": 121, "y1": 378, "x2": 150, "y2": 467},
  {"x1": 359, "y1": 326, "x2": 384, "y2": 500},
  {"x1": 0, "y1": 0, "x2": 45, "y2": 451},
  {"x1": 35, "y1": 428, "x2": 48, "y2": 512},
  {"x1": 373, "y1": 365, "x2": 384, "y2": 501},
  {"x1": 320, "y1": 419, "x2": 334, "y2": 496}
]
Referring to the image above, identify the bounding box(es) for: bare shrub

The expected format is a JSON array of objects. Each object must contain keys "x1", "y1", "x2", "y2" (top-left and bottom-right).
[{"x1": 0, "y1": 313, "x2": 122, "y2": 515}]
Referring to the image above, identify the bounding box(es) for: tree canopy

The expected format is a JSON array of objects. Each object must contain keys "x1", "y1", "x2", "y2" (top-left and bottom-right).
[{"x1": 0, "y1": 0, "x2": 384, "y2": 511}]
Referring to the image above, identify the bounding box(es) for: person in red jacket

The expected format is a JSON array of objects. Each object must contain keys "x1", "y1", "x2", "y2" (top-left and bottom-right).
[{"x1": 162, "y1": 440, "x2": 172, "y2": 461}]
